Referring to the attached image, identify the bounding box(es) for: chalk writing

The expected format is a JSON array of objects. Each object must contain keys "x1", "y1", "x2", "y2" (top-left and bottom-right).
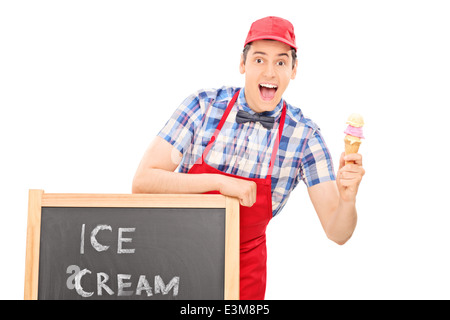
[
  {"x1": 65, "y1": 224, "x2": 180, "y2": 298},
  {"x1": 79, "y1": 224, "x2": 136, "y2": 254}
]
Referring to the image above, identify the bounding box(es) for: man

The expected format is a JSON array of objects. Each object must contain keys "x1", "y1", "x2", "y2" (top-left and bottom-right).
[{"x1": 132, "y1": 16, "x2": 365, "y2": 299}]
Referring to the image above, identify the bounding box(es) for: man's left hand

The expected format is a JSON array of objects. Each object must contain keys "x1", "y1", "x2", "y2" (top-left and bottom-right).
[{"x1": 336, "y1": 152, "x2": 365, "y2": 203}]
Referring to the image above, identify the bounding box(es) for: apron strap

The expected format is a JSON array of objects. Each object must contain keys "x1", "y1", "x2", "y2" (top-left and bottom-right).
[
  {"x1": 267, "y1": 102, "x2": 286, "y2": 177},
  {"x1": 198, "y1": 89, "x2": 287, "y2": 178},
  {"x1": 197, "y1": 90, "x2": 240, "y2": 163}
]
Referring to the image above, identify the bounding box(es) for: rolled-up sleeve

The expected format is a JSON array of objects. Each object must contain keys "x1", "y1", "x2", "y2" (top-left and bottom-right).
[
  {"x1": 300, "y1": 128, "x2": 336, "y2": 187},
  {"x1": 157, "y1": 94, "x2": 202, "y2": 155}
]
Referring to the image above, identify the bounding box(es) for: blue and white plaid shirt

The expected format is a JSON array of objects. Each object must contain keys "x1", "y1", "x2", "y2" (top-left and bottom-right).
[{"x1": 158, "y1": 86, "x2": 335, "y2": 216}]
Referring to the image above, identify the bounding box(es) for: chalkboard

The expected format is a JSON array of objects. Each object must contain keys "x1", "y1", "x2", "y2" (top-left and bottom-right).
[{"x1": 24, "y1": 190, "x2": 239, "y2": 300}]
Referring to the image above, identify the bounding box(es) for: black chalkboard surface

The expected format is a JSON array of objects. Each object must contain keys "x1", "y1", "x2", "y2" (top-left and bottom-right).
[{"x1": 25, "y1": 191, "x2": 240, "y2": 300}]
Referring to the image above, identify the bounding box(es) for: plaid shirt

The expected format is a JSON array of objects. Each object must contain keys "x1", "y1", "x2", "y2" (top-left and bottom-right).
[{"x1": 158, "y1": 86, "x2": 335, "y2": 216}]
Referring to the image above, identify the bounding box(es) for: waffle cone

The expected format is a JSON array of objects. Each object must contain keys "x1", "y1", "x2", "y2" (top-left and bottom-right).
[{"x1": 344, "y1": 136, "x2": 361, "y2": 165}]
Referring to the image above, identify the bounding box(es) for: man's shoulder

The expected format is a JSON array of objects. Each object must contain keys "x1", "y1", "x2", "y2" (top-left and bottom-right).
[
  {"x1": 190, "y1": 86, "x2": 240, "y2": 104},
  {"x1": 284, "y1": 102, "x2": 320, "y2": 132},
  {"x1": 177, "y1": 86, "x2": 240, "y2": 115}
]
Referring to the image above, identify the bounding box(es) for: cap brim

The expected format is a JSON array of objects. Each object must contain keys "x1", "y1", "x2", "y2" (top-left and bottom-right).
[{"x1": 245, "y1": 35, "x2": 297, "y2": 51}]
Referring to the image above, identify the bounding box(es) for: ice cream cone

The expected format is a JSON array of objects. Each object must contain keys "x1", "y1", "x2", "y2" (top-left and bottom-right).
[
  {"x1": 343, "y1": 113, "x2": 364, "y2": 165},
  {"x1": 344, "y1": 135, "x2": 361, "y2": 165}
]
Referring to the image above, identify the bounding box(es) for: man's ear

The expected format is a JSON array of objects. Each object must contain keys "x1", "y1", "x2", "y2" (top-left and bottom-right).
[
  {"x1": 291, "y1": 59, "x2": 298, "y2": 80},
  {"x1": 239, "y1": 54, "x2": 246, "y2": 74}
]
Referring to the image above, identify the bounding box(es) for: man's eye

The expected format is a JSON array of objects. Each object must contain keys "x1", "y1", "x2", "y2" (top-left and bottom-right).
[
  {"x1": 255, "y1": 58, "x2": 263, "y2": 63},
  {"x1": 277, "y1": 61, "x2": 285, "y2": 66}
]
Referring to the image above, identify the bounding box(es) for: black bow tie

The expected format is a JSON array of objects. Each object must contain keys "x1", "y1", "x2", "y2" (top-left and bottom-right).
[{"x1": 236, "y1": 110, "x2": 275, "y2": 129}]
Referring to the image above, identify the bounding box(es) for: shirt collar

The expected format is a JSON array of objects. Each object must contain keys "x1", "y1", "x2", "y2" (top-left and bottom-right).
[{"x1": 236, "y1": 87, "x2": 284, "y2": 119}]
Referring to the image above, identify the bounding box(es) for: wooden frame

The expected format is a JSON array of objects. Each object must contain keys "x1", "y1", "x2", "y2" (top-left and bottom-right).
[{"x1": 24, "y1": 190, "x2": 240, "y2": 300}]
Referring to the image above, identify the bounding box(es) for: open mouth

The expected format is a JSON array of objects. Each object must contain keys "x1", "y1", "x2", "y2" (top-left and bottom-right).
[{"x1": 259, "y1": 83, "x2": 278, "y2": 101}]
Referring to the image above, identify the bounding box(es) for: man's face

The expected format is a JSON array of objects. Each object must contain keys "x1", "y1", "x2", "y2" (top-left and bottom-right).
[{"x1": 240, "y1": 40, "x2": 298, "y2": 113}]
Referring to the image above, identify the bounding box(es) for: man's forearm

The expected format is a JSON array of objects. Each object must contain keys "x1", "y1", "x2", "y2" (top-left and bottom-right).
[
  {"x1": 132, "y1": 167, "x2": 257, "y2": 207},
  {"x1": 132, "y1": 137, "x2": 257, "y2": 206},
  {"x1": 325, "y1": 199, "x2": 358, "y2": 245},
  {"x1": 132, "y1": 168, "x2": 221, "y2": 194}
]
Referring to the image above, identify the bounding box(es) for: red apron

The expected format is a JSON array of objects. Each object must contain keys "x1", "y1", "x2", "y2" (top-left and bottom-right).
[{"x1": 188, "y1": 90, "x2": 286, "y2": 300}]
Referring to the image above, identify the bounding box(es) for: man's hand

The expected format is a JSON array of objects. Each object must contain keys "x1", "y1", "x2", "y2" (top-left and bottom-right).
[
  {"x1": 217, "y1": 175, "x2": 257, "y2": 207},
  {"x1": 336, "y1": 152, "x2": 365, "y2": 203}
]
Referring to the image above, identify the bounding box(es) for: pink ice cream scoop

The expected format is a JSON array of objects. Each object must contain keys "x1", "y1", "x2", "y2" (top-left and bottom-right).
[
  {"x1": 344, "y1": 113, "x2": 365, "y2": 139},
  {"x1": 344, "y1": 125, "x2": 364, "y2": 139}
]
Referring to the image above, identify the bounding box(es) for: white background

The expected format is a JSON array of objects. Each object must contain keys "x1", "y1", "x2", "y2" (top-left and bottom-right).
[{"x1": 1, "y1": 0, "x2": 449, "y2": 300}]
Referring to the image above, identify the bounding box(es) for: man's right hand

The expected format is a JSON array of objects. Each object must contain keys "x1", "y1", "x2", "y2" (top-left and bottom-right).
[{"x1": 217, "y1": 175, "x2": 257, "y2": 207}]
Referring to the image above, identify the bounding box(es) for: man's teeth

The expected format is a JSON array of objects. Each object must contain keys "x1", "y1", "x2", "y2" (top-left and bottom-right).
[{"x1": 260, "y1": 84, "x2": 278, "y2": 89}]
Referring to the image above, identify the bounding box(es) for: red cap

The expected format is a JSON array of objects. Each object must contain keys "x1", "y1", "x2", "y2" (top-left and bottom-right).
[{"x1": 244, "y1": 16, "x2": 297, "y2": 51}]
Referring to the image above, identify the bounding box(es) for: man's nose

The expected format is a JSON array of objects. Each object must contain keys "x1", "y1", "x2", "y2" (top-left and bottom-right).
[{"x1": 263, "y1": 63, "x2": 275, "y2": 78}]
